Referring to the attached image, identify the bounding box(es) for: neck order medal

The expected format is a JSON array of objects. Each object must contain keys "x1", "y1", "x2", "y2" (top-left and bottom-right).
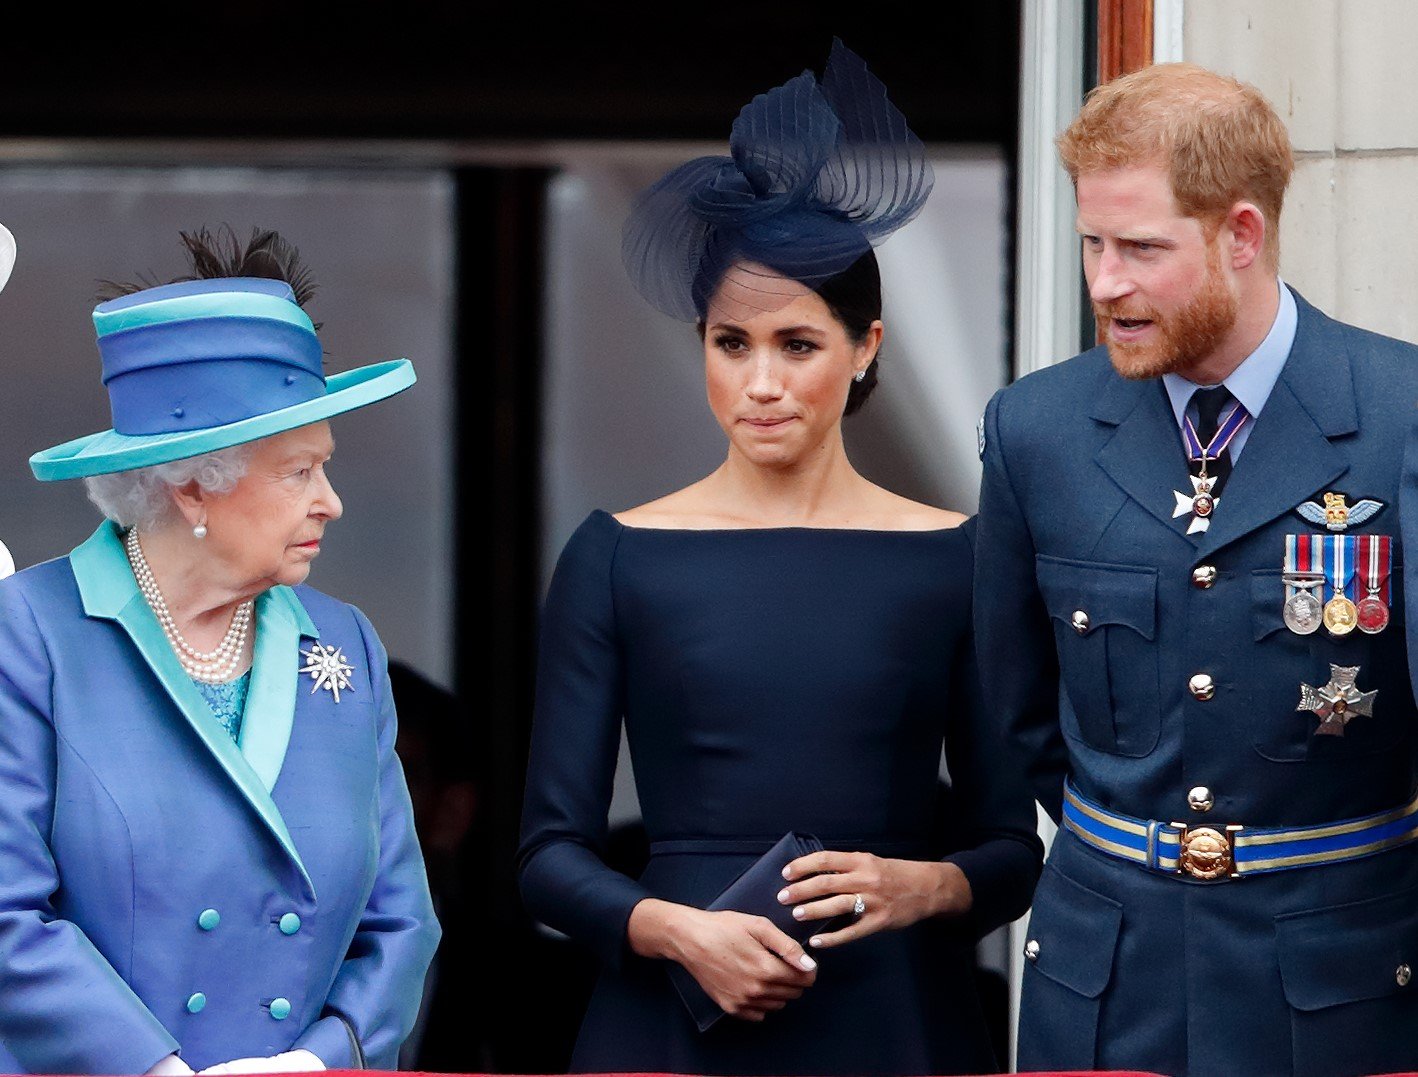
[{"x1": 1173, "y1": 399, "x2": 1249, "y2": 535}]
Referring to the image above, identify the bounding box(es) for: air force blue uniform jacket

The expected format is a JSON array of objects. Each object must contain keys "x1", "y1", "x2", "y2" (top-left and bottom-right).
[
  {"x1": 0, "y1": 523, "x2": 440, "y2": 1073},
  {"x1": 976, "y1": 289, "x2": 1418, "y2": 1076}
]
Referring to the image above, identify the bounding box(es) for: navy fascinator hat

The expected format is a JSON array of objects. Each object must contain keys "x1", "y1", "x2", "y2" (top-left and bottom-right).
[{"x1": 622, "y1": 39, "x2": 934, "y2": 321}]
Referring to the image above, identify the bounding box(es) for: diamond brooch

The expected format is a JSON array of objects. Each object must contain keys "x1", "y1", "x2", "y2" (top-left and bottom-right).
[{"x1": 300, "y1": 642, "x2": 356, "y2": 703}]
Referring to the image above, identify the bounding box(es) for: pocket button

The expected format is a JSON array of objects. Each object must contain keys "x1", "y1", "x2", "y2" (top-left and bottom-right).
[
  {"x1": 1399, "y1": 964, "x2": 1412, "y2": 987},
  {"x1": 1071, "y1": 610, "x2": 1090, "y2": 634}
]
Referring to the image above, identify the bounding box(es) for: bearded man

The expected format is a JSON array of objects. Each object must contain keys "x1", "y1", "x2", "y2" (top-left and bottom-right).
[{"x1": 976, "y1": 63, "x2": 1418, "y2": 1077}]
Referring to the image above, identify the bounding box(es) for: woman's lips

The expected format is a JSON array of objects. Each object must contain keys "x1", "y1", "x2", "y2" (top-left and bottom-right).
[{"x1": 741, "y1": 416, "x2": 797, "y2": 429}]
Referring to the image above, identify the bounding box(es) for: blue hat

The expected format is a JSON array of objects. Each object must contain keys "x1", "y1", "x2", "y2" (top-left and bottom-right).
[
  {"x1": 621, "y1": 39, "x2": 934, "y2": 321},
  {"x1": 30, "y1": 277, "x2": 415, "y2": 481}
]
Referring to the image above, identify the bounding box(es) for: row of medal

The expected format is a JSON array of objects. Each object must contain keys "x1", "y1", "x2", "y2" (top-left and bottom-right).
[{"x1": 1283, "y1": 533, "x2": 1391, "y2": 637}]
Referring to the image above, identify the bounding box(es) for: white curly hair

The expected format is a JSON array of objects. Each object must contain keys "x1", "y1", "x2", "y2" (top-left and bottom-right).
[{"x1": 83, "y1": 443, "x2": 253, "y2": 531}]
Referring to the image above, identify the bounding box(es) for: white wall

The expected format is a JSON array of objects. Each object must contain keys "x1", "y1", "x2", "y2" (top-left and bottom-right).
[{"x1": 1185, "y1": 0, "x2": 1418, "y2": 343}]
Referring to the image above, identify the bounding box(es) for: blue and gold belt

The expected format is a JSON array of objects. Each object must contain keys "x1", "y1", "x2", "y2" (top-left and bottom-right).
[{"x1": 1063, "y1": 780, "x2": 1418, "y2": 880}]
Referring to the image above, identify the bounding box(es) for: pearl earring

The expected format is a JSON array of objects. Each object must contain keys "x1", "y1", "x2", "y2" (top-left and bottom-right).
[
  {"x1": 193, "y1": 523, "x2": 208, "y2": 540},
  {"x1": 853, "y1": 370, "x2": 866, "y2": 383}
]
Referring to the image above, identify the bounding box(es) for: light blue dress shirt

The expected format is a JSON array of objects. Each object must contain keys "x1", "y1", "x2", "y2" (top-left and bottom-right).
[{"x1": 1162, "y1": 280, "x2": 1298, "y2": 462}]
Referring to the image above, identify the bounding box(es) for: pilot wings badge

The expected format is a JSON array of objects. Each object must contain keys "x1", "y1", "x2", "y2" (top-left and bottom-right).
[{"x1": 1296, "y1": 492, "x2": 1384, "y2": 532}]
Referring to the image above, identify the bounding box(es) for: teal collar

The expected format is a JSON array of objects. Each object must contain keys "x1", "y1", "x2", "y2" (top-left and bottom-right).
[{"x1": 71, "y1": 522, "x2": 317, "y2": 893}]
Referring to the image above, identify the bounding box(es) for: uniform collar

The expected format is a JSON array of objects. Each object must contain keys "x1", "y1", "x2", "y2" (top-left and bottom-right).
[
  {"x1": 1162, "y1": 278, "x2": 1298, "y2": 427},
  {"x1": 1086, "y1": 286, "x2": 1355, "y2": 559}
]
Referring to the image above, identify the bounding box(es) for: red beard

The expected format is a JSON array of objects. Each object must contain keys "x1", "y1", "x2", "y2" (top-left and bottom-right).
[{"x1": 1095, "y1": 249, "x2": 1239, "y2": 380}]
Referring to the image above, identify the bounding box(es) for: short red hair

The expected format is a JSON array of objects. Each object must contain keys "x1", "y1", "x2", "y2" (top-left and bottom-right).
[{"x1": 1058, "y1": 63, "x2": 1294, "y2": 267}]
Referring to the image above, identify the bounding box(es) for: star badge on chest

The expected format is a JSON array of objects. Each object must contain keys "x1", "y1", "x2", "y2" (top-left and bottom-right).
[
  {"x1": 300, "y1": 642, "x2": 357, "y2": 703},
  {"x1": 1172, "y1": 473, "x2": 1219, "y2": 534},
  {"x1": 1297, "y1": 664, "x2": 1376, "y2": 736}
]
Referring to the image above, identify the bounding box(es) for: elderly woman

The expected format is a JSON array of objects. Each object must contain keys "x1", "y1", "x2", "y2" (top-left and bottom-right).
[
  {"x1": 0, "y1": 230, "x2": 440, "y2": 1074},
  {"x1": 518, "y1": 43, "x2": 1042, "y2": 1077}
]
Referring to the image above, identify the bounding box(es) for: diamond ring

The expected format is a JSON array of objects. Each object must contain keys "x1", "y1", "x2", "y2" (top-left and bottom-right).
[{"x1": 852, "y1": 894, "x2": 867, "y2": 917}]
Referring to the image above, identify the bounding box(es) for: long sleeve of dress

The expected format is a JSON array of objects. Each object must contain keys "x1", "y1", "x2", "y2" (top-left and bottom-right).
[
  {"x1": 517, "y1": 514, "x2": 652, "y2": 970},
  {"x1": 0, "y1": 582, "x2": 180, "y2": 1075},
  {"x1": 940, "y1": 519, "x2": 1045, "y2": 936}
]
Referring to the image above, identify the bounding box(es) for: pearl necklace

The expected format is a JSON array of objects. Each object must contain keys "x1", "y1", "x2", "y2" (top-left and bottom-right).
[{"x1": 124, "y1": 528, "x2": 253, "y2": 684}]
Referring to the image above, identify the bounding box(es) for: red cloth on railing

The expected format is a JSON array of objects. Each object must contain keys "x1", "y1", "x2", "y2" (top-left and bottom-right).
[{"x1": 6, "y1": 1072, "x2": 1199, "y2": 1077}]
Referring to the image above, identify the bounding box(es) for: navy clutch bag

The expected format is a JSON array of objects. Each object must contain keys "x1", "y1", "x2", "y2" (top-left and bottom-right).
[{"x1": 667, "y1": 832, "x2": 847, "y2": 1031}]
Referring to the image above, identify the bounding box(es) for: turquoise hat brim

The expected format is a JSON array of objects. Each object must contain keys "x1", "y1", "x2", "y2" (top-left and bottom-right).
[{"x1": 30, "y1": 359, "x2": 416, "y2": 481}]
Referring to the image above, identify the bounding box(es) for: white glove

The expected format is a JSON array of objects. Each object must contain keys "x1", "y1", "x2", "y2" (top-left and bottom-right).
[
  {"x1": 146, "y1": 1056, "x2": 195, "y2": 1076},
  {"x1": 198, "y1": 1051, "x2": 325, "y2": 1074}
]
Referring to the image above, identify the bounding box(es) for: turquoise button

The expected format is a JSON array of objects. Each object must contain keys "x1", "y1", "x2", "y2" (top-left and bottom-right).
[
  {"x1": 269, "y1": 997, "x2": 291, "y2": 1020},
  {"x1": 197, "y1": 909, "x2": 220, "y2": 931},
  {"x1": 279, "y1": 913, "x2": 301, "y2": 936},
  {"x1": 186, "y1": 993, "x2": 206, "y2": 1014}
]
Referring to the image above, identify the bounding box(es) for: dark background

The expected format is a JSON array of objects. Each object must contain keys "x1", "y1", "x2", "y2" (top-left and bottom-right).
[
  {"x1": 0, "y1": 12, "x2": 1018, "y2": 143},
  {"x1": 2, "y1": 10, "x2": 1022, "y2": 1070}
]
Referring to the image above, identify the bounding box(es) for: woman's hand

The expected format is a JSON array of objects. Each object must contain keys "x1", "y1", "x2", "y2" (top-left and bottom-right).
[
  {"x1": 778, "y1": 852, "x2": 973, "y2": 950},
  {"x1": 628, "y1": 899, "x2": 818, "y2": 1021}
]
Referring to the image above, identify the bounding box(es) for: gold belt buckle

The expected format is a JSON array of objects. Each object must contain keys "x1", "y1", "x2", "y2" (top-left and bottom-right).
[{"x1": 1171, "y1": 823, "x2": 1244, "y2": 880}]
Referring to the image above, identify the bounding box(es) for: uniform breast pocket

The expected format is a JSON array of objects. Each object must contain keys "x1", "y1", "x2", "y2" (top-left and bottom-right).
[
  {"x1": 1249, "y1": 568, "x2": 1405, "y2": 761},
  {"x1": 1036, "y1": 555, "x2": 1160, "y2": 757}
]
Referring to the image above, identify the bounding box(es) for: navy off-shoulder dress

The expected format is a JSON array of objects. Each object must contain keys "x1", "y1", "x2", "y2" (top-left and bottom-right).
[{"x1": 518, "y1": 510, "x2": 1043, "y2": 1075}]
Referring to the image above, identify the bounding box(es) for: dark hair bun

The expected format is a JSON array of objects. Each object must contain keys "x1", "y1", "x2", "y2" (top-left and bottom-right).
[{"x1": 813, "y1": 251, "x2": 883, "y2": 416}]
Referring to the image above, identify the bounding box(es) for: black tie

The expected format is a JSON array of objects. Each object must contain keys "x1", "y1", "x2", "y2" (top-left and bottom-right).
[{"x1": 1191, "y1": 386, "x2": 1235, "y2": 495}]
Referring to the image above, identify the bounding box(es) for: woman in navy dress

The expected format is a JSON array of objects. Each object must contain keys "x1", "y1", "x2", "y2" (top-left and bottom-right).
[{"x1": 518, "y1": 43, "x2": 1042, "y2": 1076}]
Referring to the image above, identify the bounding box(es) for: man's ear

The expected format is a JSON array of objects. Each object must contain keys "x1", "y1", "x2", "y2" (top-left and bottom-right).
[{"x1": 1226, "y1": 201, "x2": 1266, "y2": 271}]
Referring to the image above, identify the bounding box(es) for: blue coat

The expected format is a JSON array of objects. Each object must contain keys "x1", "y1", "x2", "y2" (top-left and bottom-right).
[
  {"x1": 975, "y1": 289, "x2": 1418, "y2": 1076},
  {"x1": 0, "y1": 523, "x2": 440, "y2": 1074}
]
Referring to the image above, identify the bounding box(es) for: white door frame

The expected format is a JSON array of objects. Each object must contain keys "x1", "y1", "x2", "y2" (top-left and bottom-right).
[
  {"x1": 1014, "y1": 1, "x2": 1086, "y2": 382},
  {"x1": 1154, "y1": 0, "x2": 1186, "y2": 63}
]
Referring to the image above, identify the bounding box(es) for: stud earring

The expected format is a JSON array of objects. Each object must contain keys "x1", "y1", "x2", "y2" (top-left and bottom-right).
[
  {"x1": 853, "y1": 370, "x2": 866, "y2": 383},
  {"x1": 193, "y1": 523, "x2": 208, "y2": 540}
]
